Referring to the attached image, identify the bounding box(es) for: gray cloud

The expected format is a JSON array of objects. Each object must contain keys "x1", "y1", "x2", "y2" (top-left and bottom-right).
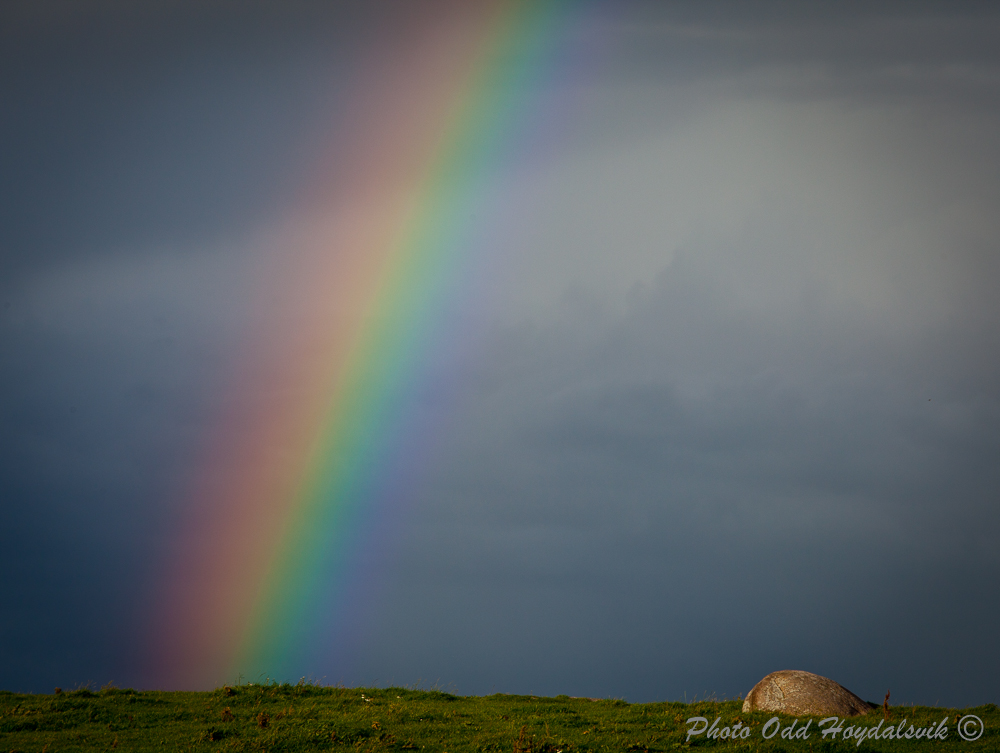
[{"x1": 353, "y1": 234, "x2": 1000, "y2": 703}]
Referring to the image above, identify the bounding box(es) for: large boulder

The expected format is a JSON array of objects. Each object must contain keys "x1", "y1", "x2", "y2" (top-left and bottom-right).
[{"x1": 742, "y1": 670, "x2": 876, "y2": 717}]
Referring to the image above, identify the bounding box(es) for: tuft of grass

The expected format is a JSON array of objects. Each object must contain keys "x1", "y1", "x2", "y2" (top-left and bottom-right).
[{"x1": 0, "y1": 683, "x2": 995, "y2": 751}]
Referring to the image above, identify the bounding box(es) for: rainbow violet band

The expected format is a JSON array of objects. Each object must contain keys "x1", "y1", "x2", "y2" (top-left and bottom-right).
[{"x1": 152, "y1": 0, "x2": 581, "y2": 689}]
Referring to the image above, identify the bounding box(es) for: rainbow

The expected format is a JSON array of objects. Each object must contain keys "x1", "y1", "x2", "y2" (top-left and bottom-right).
[{"x1": 153, "y1": 0, "x2": 594, "y2": 689}]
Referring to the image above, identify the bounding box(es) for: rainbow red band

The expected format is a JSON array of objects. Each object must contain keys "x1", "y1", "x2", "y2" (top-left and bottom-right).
[{"x1": 152, "y1": 0, "x2": 577, "y2": 689}]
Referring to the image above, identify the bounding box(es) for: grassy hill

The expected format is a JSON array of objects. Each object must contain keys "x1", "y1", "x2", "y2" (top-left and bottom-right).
[{"x1": 1, "y1": 683, "x2": 996, "y2": 751}]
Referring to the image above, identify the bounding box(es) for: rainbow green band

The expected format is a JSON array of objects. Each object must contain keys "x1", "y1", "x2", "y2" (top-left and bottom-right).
[{"x1": 209, "y1": 0, "x2": 571, "y2": 684}]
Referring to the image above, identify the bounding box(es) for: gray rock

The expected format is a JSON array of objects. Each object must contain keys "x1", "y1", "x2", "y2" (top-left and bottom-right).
[{"x1": 742, "y1": 670, "x2": 876, "y2": 717}]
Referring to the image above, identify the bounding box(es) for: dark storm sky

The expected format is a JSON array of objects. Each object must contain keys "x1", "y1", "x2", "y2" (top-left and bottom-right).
[{"x1": 2, "y1": 1, "x2": 999, "y2": 706}]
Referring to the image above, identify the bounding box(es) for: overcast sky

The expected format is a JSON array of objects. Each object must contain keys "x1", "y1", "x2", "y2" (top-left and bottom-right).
[{"x1": 2, "y1": 1, "x2": 999, "y2": 707}]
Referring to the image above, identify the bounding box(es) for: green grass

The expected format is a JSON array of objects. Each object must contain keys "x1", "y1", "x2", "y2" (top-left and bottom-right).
[{"x1": 0, "y1": 683, "x2": 996, "y2": 752}]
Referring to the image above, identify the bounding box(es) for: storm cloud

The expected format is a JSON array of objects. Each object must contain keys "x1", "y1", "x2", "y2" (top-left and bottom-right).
[{"x1": 2, "y1": 1, "x2": 998, "y2": 706}]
